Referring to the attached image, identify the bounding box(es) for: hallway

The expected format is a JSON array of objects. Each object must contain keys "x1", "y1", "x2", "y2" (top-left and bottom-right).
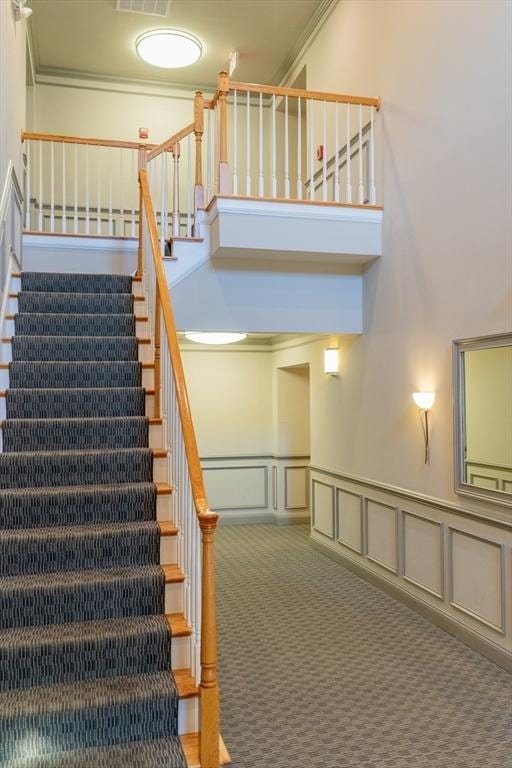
[{"x1": 216, "y1": 525, "x2": 512, "y2": 768}]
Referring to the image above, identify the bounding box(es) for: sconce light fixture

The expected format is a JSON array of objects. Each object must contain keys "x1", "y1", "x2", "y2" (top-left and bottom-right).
[
  {"x1": 11, "y1": 0, "x2": 32, "y2": 20},
  {"x1": 324, "y1": 348, "x2": 339, "y2": 376},
  {"x1": 412, "y1": 391, "x2": 435, "y2": 464}
]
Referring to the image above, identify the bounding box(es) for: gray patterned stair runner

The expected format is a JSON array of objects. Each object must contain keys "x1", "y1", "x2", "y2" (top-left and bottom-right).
[{"x1": 0, "y1": 271, "x2": 186, "y2": 766}]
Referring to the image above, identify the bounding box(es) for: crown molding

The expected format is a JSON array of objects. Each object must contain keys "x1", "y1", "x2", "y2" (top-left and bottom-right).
[
  {"x1": 34, "y1": 67, "x2": 214, "y2": 101},
  {"x1": 272, "y1": 0, "x2": 339, "y2": 87}
]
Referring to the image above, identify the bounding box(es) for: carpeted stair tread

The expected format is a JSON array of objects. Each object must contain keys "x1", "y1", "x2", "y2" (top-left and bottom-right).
[
  {"x1": 18, "y1": 291, "x2": 134, "y2": 315},
  {"x1": 0, "y1": 521, "x2": 160, "y2": 577},
  {"x1": 0, "y1": 447, "x2": 153, "y2": 488},
  {"x1": 0, "y1": 615, "x2": 172, "y2": 691},
  {"x1": 0, "y1": 671, "x2": 183, "y2": 761},
  {"x1": 14, "y1": 313, "x2": 136, "y2": 337},
  {"x1": 8, "y1": 360, "x2": 142, "y2": 388},
  {"x1": 21, "y1": 272, "x2": 133, "y2": 294},
  {"x1": 5, "y1": 387, "x2": 146, "y2": 418},
  {"x1": 0, "y1": 565, "x2": 165, "y2": 629},
  {"x1": 4, "y1": 737, "x2": 188, "y2": 768},
  {"x1": 2, "y1": 416, "x2": 149, "y2": 451},
  {"x1": 0, "y1": 482, "x2": 157, "y2": 529},
  {"x1": 11, "y1": 335, "x2": 139, "y2": 362}
]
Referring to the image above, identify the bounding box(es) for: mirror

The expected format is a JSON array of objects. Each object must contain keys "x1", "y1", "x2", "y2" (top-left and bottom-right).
[{"x1": 453, "y1": 333, "x2": 512, "y2": 505}]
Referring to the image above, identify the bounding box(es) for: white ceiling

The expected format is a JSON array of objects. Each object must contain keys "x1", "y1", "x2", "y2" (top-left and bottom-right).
[{"x1": 28, "y1": 0, "x2": 332, "y2": 89}]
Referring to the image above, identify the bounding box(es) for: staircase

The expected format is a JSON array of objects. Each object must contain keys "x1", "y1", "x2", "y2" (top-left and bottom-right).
[{"x1": 0, "y1": 270, "x2": 190, "y2": 765}]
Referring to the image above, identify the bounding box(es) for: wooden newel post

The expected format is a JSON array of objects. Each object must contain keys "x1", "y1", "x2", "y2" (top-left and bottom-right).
[
  {"x1": 199, "y1": 513, "x2": 220, "y2": 768},
  {"x1": 193, "y1": 90, "x2": 204, "y2": 236},
  {"x1": 171, "y1": 142, "x2": 181, "y2": 237},
  {"x1": 217, "y1": 71, "x2": 230, "y2": 194},
  {"x1": 137, "y1": 146, "x2": 147, "y2": 277}
]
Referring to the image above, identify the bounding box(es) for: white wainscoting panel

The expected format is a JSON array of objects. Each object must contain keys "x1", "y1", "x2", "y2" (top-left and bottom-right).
[
  {"x1": 336, "y1": 489, "x2": 363, "y2": 554},
  {"x1": 312, "y1": 480, "x2": 335, "y2": 539},
  {"x1": 365, "y1": 499, "x2": 399, "y2": 574},
  {"x1": 308, "y1": 466, "x2": 512, "y2": 670},
  {"x1": 402, "y1": 510, "x2": 444, "y2": 599},
  {"x1": 449, "y1": 528, "x2": 505, "y2": 634},
  {"x1": 285, "y1": 466, "x2": 309, "y2": 509},
  {"x1": 203, "y1": 465, "x2": 268, "y2": 511}
]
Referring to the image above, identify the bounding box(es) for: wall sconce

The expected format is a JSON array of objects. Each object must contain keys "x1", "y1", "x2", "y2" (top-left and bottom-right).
[
  {"x1": 11, "y1": 0, "x2": 32, "y2": 20},
  {"x1": 324, "y1": 348, "x2": 339, "y2": 376},
  {"x1": 412, "y1": 392, "x2": 435, "y2": 464}
]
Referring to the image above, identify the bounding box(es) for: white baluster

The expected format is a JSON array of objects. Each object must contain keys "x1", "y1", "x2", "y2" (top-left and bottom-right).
[
  {"x1": 108, "y1": 147, "x2": 113, "y2": 236},
  {"x1": 119, "y1": 148, "x2": 124, "y2": 235},
  {"x1": 25, "y1": 141, "x2": 31, "y2": 229},
  {"x1": 322, "y1": 100, "x2": 327, "y2": 202},
  {"x1": 246, "y1": 90, "x2": 251, "y2": 196},
  {"x1": 38, "y1": 141, "x2": 43, "y2": 231},
  {"x1": 232, "y1": 89, "x2": 238, "y2": 195},
  {"x1": 369, "y1": 107, "x2": 376, "y2": 204},
  {"x1": 96, "y1": 148, "x2": 101, "y2": 235},
  {"x1": 160, "y1": 152, "x2": 166, "y2": 253},
  {"x1": 272, "y1": 93, "x2": 277, "y2": 197},
  {"x1": 187, "y1": 133, "x2": 192, "y2": 237},
  {"x1": 50, "y1": 141, "x2": 55, "y2": 231},
  {"x1": 284, "y1": 95, "x2": 290, "y2": 199},
  {"x1": 61, "y1": 143, "x2": 66, "y2": 233},
  {"x1": 206, "y1": 107, "x2": 212, "y2": 202},
  {"x1": 297, "y1": 97, "x2": 302, "y2": 199},
  {"x1": 85, "y1": 144, "x2": 90, "y2": 234},
  {"x1": 358, "y1": 104, "x2": 364, "y2": 204},
  {"x1": 334, "y1": 102, "x2": 340, "y2": 203},
  {"x1": 258, "y1": 92, "x2": 264, "y2": 197},
  {"x1": 131, "y1": 150, "x2": 136, "y2": 237},
  {"x1": 73, "y1": 143, "x2": 78, "y2": 233},
  {"x1": 309, "y1": 100, "x2": 315, "y2": 201},
  {"x1": 172, "y1": 143, "x2": 180, "y2": 237},
  {"x1": 346, "y1": 104, "x2": 352, "y2": 203}
]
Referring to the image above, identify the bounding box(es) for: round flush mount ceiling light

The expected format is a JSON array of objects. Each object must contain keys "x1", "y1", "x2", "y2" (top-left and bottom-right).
[
  {"x1": 185, "y1": 332, "x2": 247, "y2": 345},
  {"x1": 136, "y1": 29, "x2": 202, "y2": 69}
]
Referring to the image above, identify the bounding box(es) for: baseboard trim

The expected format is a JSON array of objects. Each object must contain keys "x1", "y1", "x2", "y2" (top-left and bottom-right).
[
  {"x1": 310, "y1": 537, "x2": 512, "y2": 673},
  {"x1": 218, "y1": 511, "x2": 310, "y2": 527}
]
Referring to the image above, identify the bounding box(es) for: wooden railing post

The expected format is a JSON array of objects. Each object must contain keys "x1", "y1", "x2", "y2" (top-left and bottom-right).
[
  {"x1": 193, "y1": 90, "x2": 204, "y2": 235},
  {"x1": 217, "y1": 71, "x2": 230, "y2": 194},
  {"x1": 171, "y1": 142, "x2": 181, "y2": 237},
  {"x1": 137, "y1": 145, "x2": 147, "y2": 276},
  {"x1": 199, "y1": 514, "x2": 220, "y2": 768}
]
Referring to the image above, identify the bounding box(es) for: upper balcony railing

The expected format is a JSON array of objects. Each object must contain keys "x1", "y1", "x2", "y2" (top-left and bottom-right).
[{"x1": 22, "y1": 74, "x2": 381, "y2": 243}]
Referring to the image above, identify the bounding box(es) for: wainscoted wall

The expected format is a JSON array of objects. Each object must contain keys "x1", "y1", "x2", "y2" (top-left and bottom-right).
[
  {"x1": 202, "y1": 456, "x2": 310, "y2": 525},
  {"x1": 310, "y1": 466, "x2": 512, "y2": 670}
]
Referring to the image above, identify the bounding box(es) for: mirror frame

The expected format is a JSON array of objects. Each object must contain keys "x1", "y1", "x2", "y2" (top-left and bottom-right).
[{"x1": 453, "y1": 332, "x2": 512, "y2": 507}]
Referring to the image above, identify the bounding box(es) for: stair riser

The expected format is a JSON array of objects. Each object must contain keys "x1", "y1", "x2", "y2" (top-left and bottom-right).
[
  {"x1": 1, "y1": 340, "x2": 152, "y2": 364},
  {"x1": 160, "y1": 534, "x2": 177, "y2": 564},
  {"x1": 0, "y1": 368, "x2": 154, "y2": 391},
  {"x1": 171, "y1": 635, "x2": 191, "y2": 670},
  {"x1": 178, "y1": 696, "x2": 199, "y2": 735},
  {"x1": 153, "y1": 454, "x2": 169, "y2": 484},
  {"x1": 165, "y1": 582, "x2": 183, "y2": 614},
  {"x1": 6, "y1": 296, "x2": 147, "y2": 316}
]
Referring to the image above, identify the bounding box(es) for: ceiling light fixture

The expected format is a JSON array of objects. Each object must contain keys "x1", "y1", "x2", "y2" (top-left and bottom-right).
[
  {"x1": 185, "y1": 332, "x2": 247, "y2": 345},
  {"x1": 135, "y1": 29, "x2": 202, "y2": 69}
]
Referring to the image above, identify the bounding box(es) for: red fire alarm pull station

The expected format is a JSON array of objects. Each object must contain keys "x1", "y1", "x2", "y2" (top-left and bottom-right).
[
  {"x1": 316, "y1": 145, "x2": 324, "y2": 161},
  {"x1": 139, "y1": 128, "x2": 149, "y2": 140}
]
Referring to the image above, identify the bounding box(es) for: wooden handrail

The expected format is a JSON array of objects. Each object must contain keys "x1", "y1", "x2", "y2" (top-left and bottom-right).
[
  {"x1": 22, "y1": 131, "x2": 157, "y2": 150},
  {"x1": 139, "y1": 167, "x2": 219, "y2": 767},
  {"x1": 229, "y1": 80, "x2": 381, "y2": 110},
  {"x1": 147, "y1": 122, "x2": 195, "y2": 162}
]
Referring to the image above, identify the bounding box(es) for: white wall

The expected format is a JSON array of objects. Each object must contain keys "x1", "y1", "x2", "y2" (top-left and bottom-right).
[
  {"x1": 0, "y1": 3, "x2": 26, "y2": 184},
  {"x1": 283, "y1": 0, "x2": 512, "y2": 512}
]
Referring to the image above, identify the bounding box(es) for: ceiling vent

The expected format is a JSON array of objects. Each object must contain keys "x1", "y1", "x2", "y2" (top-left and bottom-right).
[{"x1": 116, "y1": 0, "x2": 171, "y2": 17}]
